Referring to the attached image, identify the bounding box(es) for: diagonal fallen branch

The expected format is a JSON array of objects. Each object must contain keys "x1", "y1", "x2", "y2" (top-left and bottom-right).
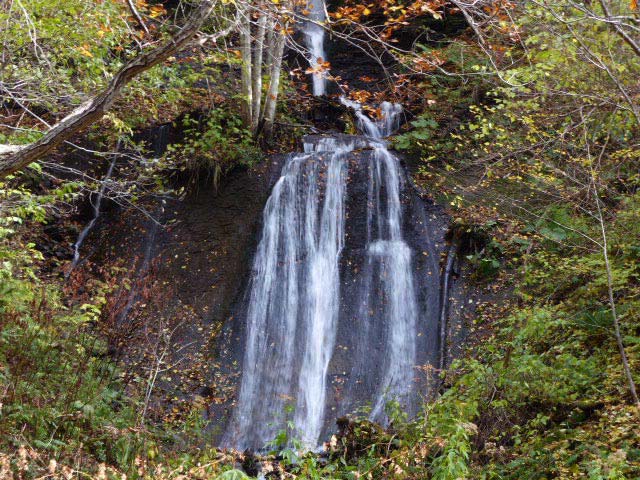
[{"x1": 0, "y1": 0, "x2": 234, "y2": 179}]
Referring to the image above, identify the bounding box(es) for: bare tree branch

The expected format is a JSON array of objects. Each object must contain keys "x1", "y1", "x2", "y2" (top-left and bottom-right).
[
  {"x1": 0, "y1": 0, "x2": 229, "y2": 178},
  {"x1": 126, "y1": 0, "x2": 150, "y2": 36},
  {"x1": 597, "y1": 0, "x2": 640, "y2": 57}
]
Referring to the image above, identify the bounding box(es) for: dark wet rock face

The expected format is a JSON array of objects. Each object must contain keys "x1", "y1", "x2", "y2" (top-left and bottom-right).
[
  {"x1": 74, "y1": 158, "x2": 286, "y2": 423},
  {"x1": 304, "y1": 99, "x2": 350, "y2": 132},
  {"x1": 77, "y1": 131, "x2": 478, "y2": 451},
  {"x1": 156, "y1": 162, "x2": 283, "y2": 325}
]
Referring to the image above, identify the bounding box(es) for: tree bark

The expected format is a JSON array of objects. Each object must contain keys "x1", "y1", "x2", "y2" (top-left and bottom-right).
[
  {"x1": 239, "y1": 6, "x2": 253, "y2": 127},
  {"x1": 251, "y1": 7, "x2": 268, "y2": 134},
  {"x1": 262, "y1": 28, "x2": 287, "y2": 137},
  {"x1": 0, "y1": 0, "x2": 223, "y2": 179},
  {"x1": 264, "y1": 17, "x2": 276, "y2": 67}
]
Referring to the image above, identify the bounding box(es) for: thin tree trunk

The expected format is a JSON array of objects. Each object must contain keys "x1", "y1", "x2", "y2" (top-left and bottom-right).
[
  {"x1": 251, "y1": 7, "x2": 267, "y2": 134},
  {"x1": 264, "y1": 17, "x2": 275, "y2": 66},
  {"x1": 262, "y1": 29, "x2": 286, "y2": 137},
  {"x1": 240, "y1": 6, "x2": 253, "y2": 127},
  {"x1": 0, "y1": 0, "x2": 227, "y2": 178},
  {"x1": 594, "y1": 187, "x2": 640, "y2": 407},
  {"x1": 258, "y1": 16, "x2": 276, "y2": 128}
]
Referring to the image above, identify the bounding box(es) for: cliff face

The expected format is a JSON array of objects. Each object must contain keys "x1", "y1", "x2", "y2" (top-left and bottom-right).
[
  {"x1": 70, "y1": 151, "x2": 285, "y2": 421},
  {"x1": 75, "y1": 126, "x2": 479, "y2": 445}
]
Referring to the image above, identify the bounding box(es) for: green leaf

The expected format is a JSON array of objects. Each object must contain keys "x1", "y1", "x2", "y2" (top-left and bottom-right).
[{"x1": 215, "y1": 470, "x2": 251, "y2": 480}]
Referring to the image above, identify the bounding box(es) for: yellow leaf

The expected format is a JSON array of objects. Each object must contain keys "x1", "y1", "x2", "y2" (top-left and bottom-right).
[
  {"x1": 150, "y1": 5, "x2": 165, "y2": 18},
  {"x1": 78, "y1": 45, "x2": 93, "y2": 58}
]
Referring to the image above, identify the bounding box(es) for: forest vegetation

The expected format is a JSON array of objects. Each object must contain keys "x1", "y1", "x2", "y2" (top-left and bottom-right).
[{"x1": 0, "y1": 0, "x2": 639, "y2": 478}]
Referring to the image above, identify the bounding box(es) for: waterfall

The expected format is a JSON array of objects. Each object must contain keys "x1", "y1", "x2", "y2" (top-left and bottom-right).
[
  {"x1": 293, "y1": 149, "x2": 345, "y2": 447},
  {"x1": 224, "y1": 1, "x2": 426, "y2": 450},
  {"x1": 378, "y1": 102, "x2": 404, "y2": 137},
  {"x1": 340, "y1": 102, "x2": 417, "y2": 421},
  {"x1": 224, "y1": 101, "x2": 425, "y2": 449},
  {"x1": 364, "y1": 148, "x2": 418, "y2": 421},
  {"x1": 303, "y1": 0, "x2": 328, "y2": 96},
  {"x1": 225, "y1": 143, "x2": 351, "y2": 449},
  {"x1": 340, "y1": 98, "x2": 404, "y2": 139},
  {"x1": 340, "y1": 97, "x2": 380, "y2": 138}
]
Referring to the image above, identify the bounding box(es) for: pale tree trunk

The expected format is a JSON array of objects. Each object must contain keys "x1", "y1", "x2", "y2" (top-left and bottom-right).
[
  {"x1": 236, "y1": 2, "x2": 290, "y2": 138},
  {"x1": 239, "y1": 6, "x2": 253, "y2": 127},
  {"x1": 264, "y1": 17, "x2": 275, "y2": 69},
  {"x1": 258, "y1": 16, "x2": 277, "y2": 130},
  {"x1": 262, "y1": 28, "x2": 287, "y2": 137},
  {"x1": 251, "y1": 6, "x2": 268, "y2": 134},
  {"x1": 0, "y1": 0, "x2": 231, "y2": 178},
  {"x1": 593, "y1": 182, "x2": 640, "y2": 408},
  {"x1": 582, "y1": 116, "x2": 640, "y2": 409}
]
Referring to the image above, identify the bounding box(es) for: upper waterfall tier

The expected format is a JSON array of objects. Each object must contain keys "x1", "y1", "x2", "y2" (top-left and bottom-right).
[
  {"x1": 339, "y1": 97, "x2": 404, "y2": 139},
  {"x1": 303, "y1": 134, "x2": 382, "y2": 153},
  {"x1": 303, "y1": 0, "x2": 328, "y2": 96}
]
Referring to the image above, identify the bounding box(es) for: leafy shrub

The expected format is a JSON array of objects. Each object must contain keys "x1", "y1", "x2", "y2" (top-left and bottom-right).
[{"x1": 165, "y1": 108, "x2": 262, "y2": 190}]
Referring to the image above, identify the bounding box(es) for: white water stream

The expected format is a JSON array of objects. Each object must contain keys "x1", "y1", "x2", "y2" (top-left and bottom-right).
[
  {"x1": 225, "y1": 102, "x2": 421, "y2": 449},
  {"x1": 225, "y1": 142, "x2": 349, "y2": 449},
  {"x1": 303, "y1": 0, "x2": 328, "y2": 96}
]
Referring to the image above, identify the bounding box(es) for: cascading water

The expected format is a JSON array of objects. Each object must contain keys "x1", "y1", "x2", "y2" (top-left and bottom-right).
[
  {"x1": 224, "y1": 144, "x2": 349, "y2": 449},
  {"x1": 358, "y1": 145, "x2": 419, "y2": 421},
  {"x1": 224, "y1": 100, "x2": 431, "y2": 449},
  {"x1": 303, "y1": 0, "x2": 328, "y2": 96},
  {"x1": 223, "y1": 0, "x2": 442, "y2": 451}
]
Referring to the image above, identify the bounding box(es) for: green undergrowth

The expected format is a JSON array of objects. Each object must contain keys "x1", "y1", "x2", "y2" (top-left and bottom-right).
[
  {"x1": 0, "y1": 171, "x2": 138, "y2": 465},
  {"x1": 3, "y1": 182, "x2": 637, "y2": 478}
]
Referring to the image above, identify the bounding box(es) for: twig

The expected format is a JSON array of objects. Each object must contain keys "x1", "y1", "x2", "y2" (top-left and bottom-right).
[{"x1": 126, "y1": 0, "x2": 150, "y2": 36}]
